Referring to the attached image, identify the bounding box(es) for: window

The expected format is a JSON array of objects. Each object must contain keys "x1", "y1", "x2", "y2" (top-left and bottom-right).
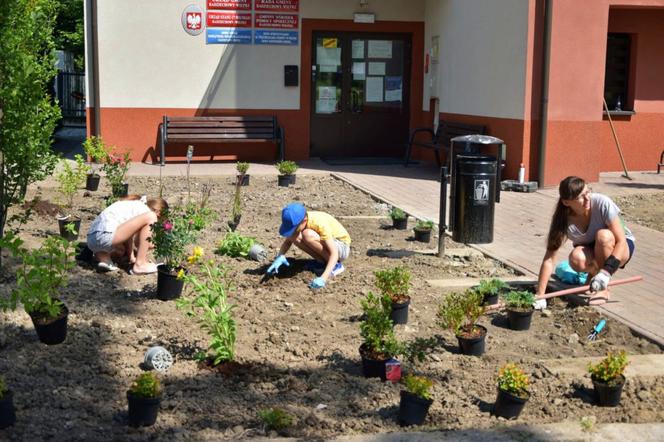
[{"x1": 603, "y1": 33, "x2": 631, "y2": 111}]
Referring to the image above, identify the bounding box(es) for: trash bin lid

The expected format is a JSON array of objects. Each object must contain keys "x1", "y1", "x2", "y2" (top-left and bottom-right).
[{"x1": 451, "y1": 134, "x2": 504, "y2": 144}]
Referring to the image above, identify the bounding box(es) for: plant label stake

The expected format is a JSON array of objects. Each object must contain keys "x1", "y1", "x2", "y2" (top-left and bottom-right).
[
  {"x1": 186, "y1": 145, "x2": 194, "y2": 201},
  {"x1": 385, "y1": 358, "x2": 402, "y2": 383}
]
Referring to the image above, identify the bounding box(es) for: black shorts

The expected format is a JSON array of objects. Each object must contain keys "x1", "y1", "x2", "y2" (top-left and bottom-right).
[{"x1": 580, "y1": 238, "x2": 635, "y2": 268}]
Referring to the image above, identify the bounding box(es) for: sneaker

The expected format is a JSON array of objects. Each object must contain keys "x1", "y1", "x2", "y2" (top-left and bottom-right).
[
  {"x1": 97, "y1": 261, "x2": 119, "y2": 273},
  {"x1": 331, "y1": 262, "x2": 345, "y2": 277}
]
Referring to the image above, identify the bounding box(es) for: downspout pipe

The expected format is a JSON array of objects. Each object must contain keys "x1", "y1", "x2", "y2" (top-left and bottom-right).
[
  {"x1": 537, "y1": 0, "x2": 552, "y2": 187},
  {"x1": 91, "y1": 0, "x2": 101, "y2": 136}
]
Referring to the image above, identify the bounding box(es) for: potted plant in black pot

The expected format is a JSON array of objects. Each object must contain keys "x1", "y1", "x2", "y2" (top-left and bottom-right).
[
  {"x1": 359, "y1": 292, "x2": 402, "y2": 381},
  {"x1": 588, "y1": 350, "x2": 628, "y2": 407},
  {"x1": 55, "y1": 155, "x2": 89, "y2": 241},
  {"x1": 413, "y1": 220, "x2": 434, "y2": 243},
  {"x1": 0, "y1": 376, "x2": 16, "y2": 429},
  {"x1": 493, "y1": 362, "x2": 530, "y2": 419},
  {"x1": 236, "y1": 161, "x2": 250, "y2": 186},
  {"x1": 390, "y1": 207, "x2": 408, "y2": 230},
  {"x1": 374, "y1": 266, "x2": 411, "y2": 325},
  {"x1": 437, "y1": 289, "x2": 487, "y2": 356},
  {"x1": 83, "y1": 135, "x2": 109, "y2": 191},
  {"x1": 102, "y1": 150, "x2": 131, "y2": 197},
  {"x1": 504, "y1": 290, "x2": 535, "y2": 331},
  {"x1": 275, "y1": 160, "x2": 298, "y2": 187},
  {"x1": 127, "y1": 372, "x2": 162, "y2": 427},
  {"x1": 473, "y1": 278, "x2": 509, "y2": 306},
  {"x1": 398, "y1": 374, "x2": 433, "y2": 426},
  {"x1": 0, "y1": 234, "x2": 75, "y2": 345}
]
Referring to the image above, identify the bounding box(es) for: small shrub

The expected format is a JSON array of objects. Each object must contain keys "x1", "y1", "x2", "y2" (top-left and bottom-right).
[
  {"x1": 0, "y1": 376, "x2": 7, "y2": 399},
  {"x1": 588, "y1": 350, "x2": 628, "y2": 385},
  {"x1": 258, "y1": 407, "x2": 293, "y2": 432},
  {"x1": 83, "y1": 136, "x2": 110, "y2": 175},
  {"x1": 580, "y1": 415, "x2": 597, "y2": 433},
  {"x1": 437, "y1": 290, "x2": 485, "y2": 335},
  {"x1": 236, "y1": 161, "x2": 250, "y2": 174},
  {"x1": 503, "y1": 290, "x2": 535, "y2": 310},
  {"x1": 360, "y1": 292, "x2": 402, "y2": 358},
  {"x1": 403, "y1": 374, "x2": 433, "y2": 400},
  {"x1": 275, "y1": 160, "x2": 298, "y2": 175},
  {"x1": 414, "y1": 219, "x2": 434, "y2": 230},
  {"x1": 55, "y1": 155, "x2": 90, "y2": 212},
  {"x1": 102, "y1": 150, "x2": 131, "y2": 193},
  {"x1": 475, "y1": 278, "x2": 508, "y2": 299},
  {"x1": 216, "y1": 232, "x2": 256, "y2": 258},
  {"x1": 389, "y1": 207, "x2": 407, "y2": 221},
  {"x1": 497, "y1": 363, "x2": 529, "y2": 398},
  {"x1": 374, "y1": 266, "x2": 411, "y2": 303},
  {"x1": 128, "y1": 372, "x2": 161, "y2": 399}
]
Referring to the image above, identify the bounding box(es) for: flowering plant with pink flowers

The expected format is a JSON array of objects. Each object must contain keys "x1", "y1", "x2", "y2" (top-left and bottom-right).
[
  {"x1": 101, "y1": 150, "x2": 131, "y2": 195},
  {"x1": 150, "y1": 203, "x2": 215, "y2": 271}
]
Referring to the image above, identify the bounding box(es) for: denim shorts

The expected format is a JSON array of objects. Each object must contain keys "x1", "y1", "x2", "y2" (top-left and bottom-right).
[
  {"x1": 87, "y1": 230, "x2": 114, "y2": 253},
  {"x1": 582, "y1": 238, "x2": 635, "y2": 268},
  {"x1": 335, "y1": 240, "x2": 351, "y2": 261}
]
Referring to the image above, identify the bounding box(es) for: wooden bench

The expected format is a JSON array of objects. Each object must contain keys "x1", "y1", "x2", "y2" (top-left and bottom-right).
[
  {"x1": 159, "y1": 116, "x2": 285, "y2": 165},
  {"x1": 404, "y1": 121, "x2": 486, "y2": 167}
]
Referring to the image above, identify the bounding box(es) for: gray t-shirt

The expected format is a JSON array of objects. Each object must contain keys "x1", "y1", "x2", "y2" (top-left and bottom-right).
[{"x1": 567, "y1": 193, "x2": 634, "y2": 246}]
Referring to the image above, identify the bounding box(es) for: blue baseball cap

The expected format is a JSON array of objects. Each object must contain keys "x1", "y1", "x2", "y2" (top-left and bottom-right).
[{"x1": 279, "y1": 203, "x2": 306, "y2": 237}]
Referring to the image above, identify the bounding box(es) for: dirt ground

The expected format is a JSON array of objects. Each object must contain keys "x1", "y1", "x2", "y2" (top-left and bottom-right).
[
  {"x1": 1, "y1": 174, "x2": 663, "y2": 441},
  {"x1": 614, "y1": 192, "x2": 664, "y2": 233}
]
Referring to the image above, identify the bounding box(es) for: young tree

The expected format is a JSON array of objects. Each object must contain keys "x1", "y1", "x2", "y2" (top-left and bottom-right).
[
  {"x1": 0, "y1": 0, "x2": 62, "y2": 264},
  {"x1": 54, "y1": 0, "x2": 84, "y2": 70}
]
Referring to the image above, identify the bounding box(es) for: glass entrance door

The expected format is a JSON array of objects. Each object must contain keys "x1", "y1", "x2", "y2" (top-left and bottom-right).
[{"x1": 310, "y1": 32, "x2": 411, "y2": 158}]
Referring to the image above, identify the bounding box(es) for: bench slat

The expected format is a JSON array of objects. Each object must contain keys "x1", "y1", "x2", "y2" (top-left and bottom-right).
[
  {"x1": 167, "y1": 116, "x2": 274, "y2": 122},
  {"x1": 168, "y1": 122, "x2": 274, "y2": 128},
  {"x1": 168, "y1": 134, "x2": 275, "y2": 140},
  {"x1": 168, "y1": 128, "x2": 274, "y2": 134}
]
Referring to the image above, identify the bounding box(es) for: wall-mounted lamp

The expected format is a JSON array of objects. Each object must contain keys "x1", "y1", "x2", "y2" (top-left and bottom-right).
[{"x1": 359, "y1": 0, "x2": 369, "y2": 8}]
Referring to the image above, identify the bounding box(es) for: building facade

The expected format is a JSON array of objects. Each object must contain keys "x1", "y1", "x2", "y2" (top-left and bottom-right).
[{"x1": 86, "y1": 0, "x2": 664, "y2": 186}]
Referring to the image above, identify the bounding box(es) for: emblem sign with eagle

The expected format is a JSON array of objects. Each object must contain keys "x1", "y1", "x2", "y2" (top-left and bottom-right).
[{"x1": 182, "y1": 4, "x2": 204, "y2": 36}]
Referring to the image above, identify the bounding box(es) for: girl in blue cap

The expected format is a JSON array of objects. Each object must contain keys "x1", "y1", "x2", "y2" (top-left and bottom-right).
[{"x1": 267, "y1": 202, "x2": 351, "y2": 289}]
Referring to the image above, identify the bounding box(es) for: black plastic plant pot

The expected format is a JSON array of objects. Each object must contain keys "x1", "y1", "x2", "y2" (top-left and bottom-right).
[
  {"x1": 392, "y1": 217, "x2": 408, "y2": 230},
  {"x1": 456, "y1": 325, "x2": 487, "y2": 356},
  {"x1": 156, "y1": 265, "x2": 185, "y2": 301},
  {"x1": 112, "y1": 182, "x2": 129, "y2": 197},
  {"x1": 86, "y1": 174, "x2": 101, "y2": 191},
  {"x1": 398, "y1": 390, "x2": 433, "y2": 426},
  {"x1": 592, "y1": 375, "x2": 625, "y2": 407},
  {"x1": 493, "y1": 388, "x2": 529, "y2": 420},
  {"x1": 227, "y1": 214, "x2": 241, "y2": 232},
  {"x1": 359, "y1": 344, "x2": 389, "y2": 381},
  {"x1": 507, "y1": 308, "x2": 534, "y2": 331},
  {"x1": 58, "y1": 217, "x2": 81, "y2": 242},
  {"x1": 413, "y1": 228, "x2": 431, "y2": 243},
  {"x1": 0, "y1": 391, "x2": 16, "y2": 429},
  {"x1": 29, "y1": 305, "x2": 69, "y2": 345},
  {"x1": 390, "y1": 297, "x2": 410, "y2": 325},
  {"x1": 483, "y1": 293, "x2": 499, "y2": 306},
  {"x1": 237, "y1": 174, "x2": 250, "y2": 186},
  {"x1": 277, "y1": 174, "x2": 296, "y2": 187},
  {"x1": 127, "y1": 392, "x2": 161, "y2": 427}
]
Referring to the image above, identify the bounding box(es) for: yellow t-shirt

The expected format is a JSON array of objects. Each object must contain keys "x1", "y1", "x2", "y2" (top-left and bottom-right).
[{"x1": 306, "y1": 211, "x2": 351, "y2": 245}]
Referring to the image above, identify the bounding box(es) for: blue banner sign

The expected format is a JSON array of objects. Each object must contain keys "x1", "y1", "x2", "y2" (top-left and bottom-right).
[
  {"x1": 254, "y1": 30, "x2": 298, "y2": 45},
  {"x1": 207, "y1": 28, "x2": 252, "y2": 44}
]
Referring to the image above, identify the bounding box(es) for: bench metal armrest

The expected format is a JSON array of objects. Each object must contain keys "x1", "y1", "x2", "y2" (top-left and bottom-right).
[{"x1": 408, "y1": 127, "x2": 436, "y2": 145}]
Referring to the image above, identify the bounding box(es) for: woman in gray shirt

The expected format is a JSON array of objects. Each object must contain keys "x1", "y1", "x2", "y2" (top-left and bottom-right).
[{"x1": 535, "y1": 176, "x2": 635, "y2": 306}]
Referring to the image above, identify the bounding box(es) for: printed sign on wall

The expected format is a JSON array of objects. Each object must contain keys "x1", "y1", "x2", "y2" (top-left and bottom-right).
[
  {"x1": 182, "y1": 4, "x2": 204, "y2": 36},
  {"x1": 255, "y1": 0, "x2": 299, "y2": 12},
  {"x1": 207, "y1": 0, "x2": 251, "y2": 10},
  {"x1": 207, "y1": 28, "x2": 252, "y2": 44},
  {"x1": 207, "y1": 11, "x2": 252, "y2": 28},
  {"x1": 254, "y1": 13, "x2": 298, "y2": 29},
  {"x1": 254, "y1": 29, "x2": 298, "y2": 45}
]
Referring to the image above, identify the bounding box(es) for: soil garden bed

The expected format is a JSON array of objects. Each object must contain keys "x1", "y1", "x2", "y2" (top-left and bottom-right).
[{"x1": 1, "y1": 174, "x2": 663, "y2": 440}]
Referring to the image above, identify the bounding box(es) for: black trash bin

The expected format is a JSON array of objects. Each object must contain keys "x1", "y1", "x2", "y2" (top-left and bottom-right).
[{"x1": 452, "y1": 154, "x2": 497, "y2": 244}]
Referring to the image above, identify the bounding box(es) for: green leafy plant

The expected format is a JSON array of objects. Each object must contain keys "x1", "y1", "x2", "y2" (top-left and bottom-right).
[
  {"x1": 128, "y1": 372, "x2": 161, "y2": 399},
  {"x1": 497, "y1": 362, "x2": 529, "y2": 399},
  {"x1": 216, "y1": 232, "x2": 256, "y2": 258},
  {"x1": 83, "y1": 136, "x2": 110, "y2": 176},
  {"x1": 402, "y1": 374, "x2": 433, "y2": 400},
  {"x1": 414, "y1": 220, "x2": 434, "y2": 230},
  {"x1": 150, "y1": 203, "x2": 216, "y2": 270},
  {"x1": 360, "y1": 292, "x2": 402, "y2": 359},
  {"x1": 0, "y1": 375, "x2": 7, "y2": 399},
  {"x1": 55, "y1": 155, "x2": 89, "y2": 213},
  {"x1": 389, "y1": 207, "x2": 407, "y2": 221},
  {"x1": 177, "y1": 256, "x2": 236, "y2": 365},
  {"x1": 236, "y1": 161, "x2": 249, "y2": 174},
  {"x1": 588, "y1": 350, "x2": 628, "y2": 385},
  {"x1": 258, "y1": 407, "x2": 293, "y2": 432},
  {"x1": 275, "y1": 160, "x2": 298, "y2": 175},
  {"x1": 474, "y1": 278, "x2": 508, "y2": 300},
  {"x1": 580, "y1": 415, "x2": 597, "y2": 433},
  {"x1": 374, "y1": 266, "x2": 411, "y2": 303},
  {"x1": 503, "y1": 290, "x2": 535, "y2": 310},
  {"x1": 437, "y1": 290, "x2": 485, "y2": 336},
  {"x1": 101, "y1": 150, "x2": 131, "y2": 195},
  {"x1": 0, "y1": 233, "x2": 74, "y2": 319}
]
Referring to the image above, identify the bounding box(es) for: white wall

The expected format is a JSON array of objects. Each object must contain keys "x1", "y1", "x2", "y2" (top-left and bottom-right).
[
  {"x1": 89, "y1": 0, "x2": 424, "y2": 110},
  {"x1": 423, "y1": 0, "x2": 529, "y2": 119}
]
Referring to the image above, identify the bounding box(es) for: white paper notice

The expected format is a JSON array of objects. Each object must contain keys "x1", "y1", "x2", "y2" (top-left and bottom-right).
[
  {"x1": 352, "y1": 40, "x2": 365, "y2": 59},
  {"x1": 316, "y1": 86, "x2": 337, "y2": 113},
  {"x1": 385, "y1": 76, "x2": 402, "y2": 102},
  {"x1": 365, "y1": 77, "x2": 384, "y2": 102},
  {"x1": 352, "y1": 62, "x2": 366, "y2": 80},
  {"x1": 368, "y1": 40, "x2": 392, "y2": 58},
  {"x1": 316, "y1": 47, "x2": 341, "y2": 66},
  {"x1": 368, "y1": 62, "x2": 386, "y2": 75}
]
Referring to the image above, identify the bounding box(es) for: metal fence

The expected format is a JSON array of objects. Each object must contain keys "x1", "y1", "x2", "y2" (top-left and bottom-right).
[{"x1": 55, "y1": 72, "x2": 86, "y2": 126}]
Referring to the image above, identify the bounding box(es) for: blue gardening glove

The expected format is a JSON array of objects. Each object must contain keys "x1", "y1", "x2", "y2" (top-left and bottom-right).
[
  {"x1": 590, "y1": 270, "x2": 611, "y2": 292},
  {"x1": 309, "y1": 277, "x2": 326, "y2": 289},
  {"x1": 267, "y1": 254, "x2": 289, "y2": 274}
]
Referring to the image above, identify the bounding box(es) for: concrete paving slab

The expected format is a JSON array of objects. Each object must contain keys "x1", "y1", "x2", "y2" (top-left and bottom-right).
[
  {"x1": 427, "y1": 276, "x2": 536, "y2": 289},
  {"x1": 542, "y1": 354, "x2": 664, "y2": 378}
]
